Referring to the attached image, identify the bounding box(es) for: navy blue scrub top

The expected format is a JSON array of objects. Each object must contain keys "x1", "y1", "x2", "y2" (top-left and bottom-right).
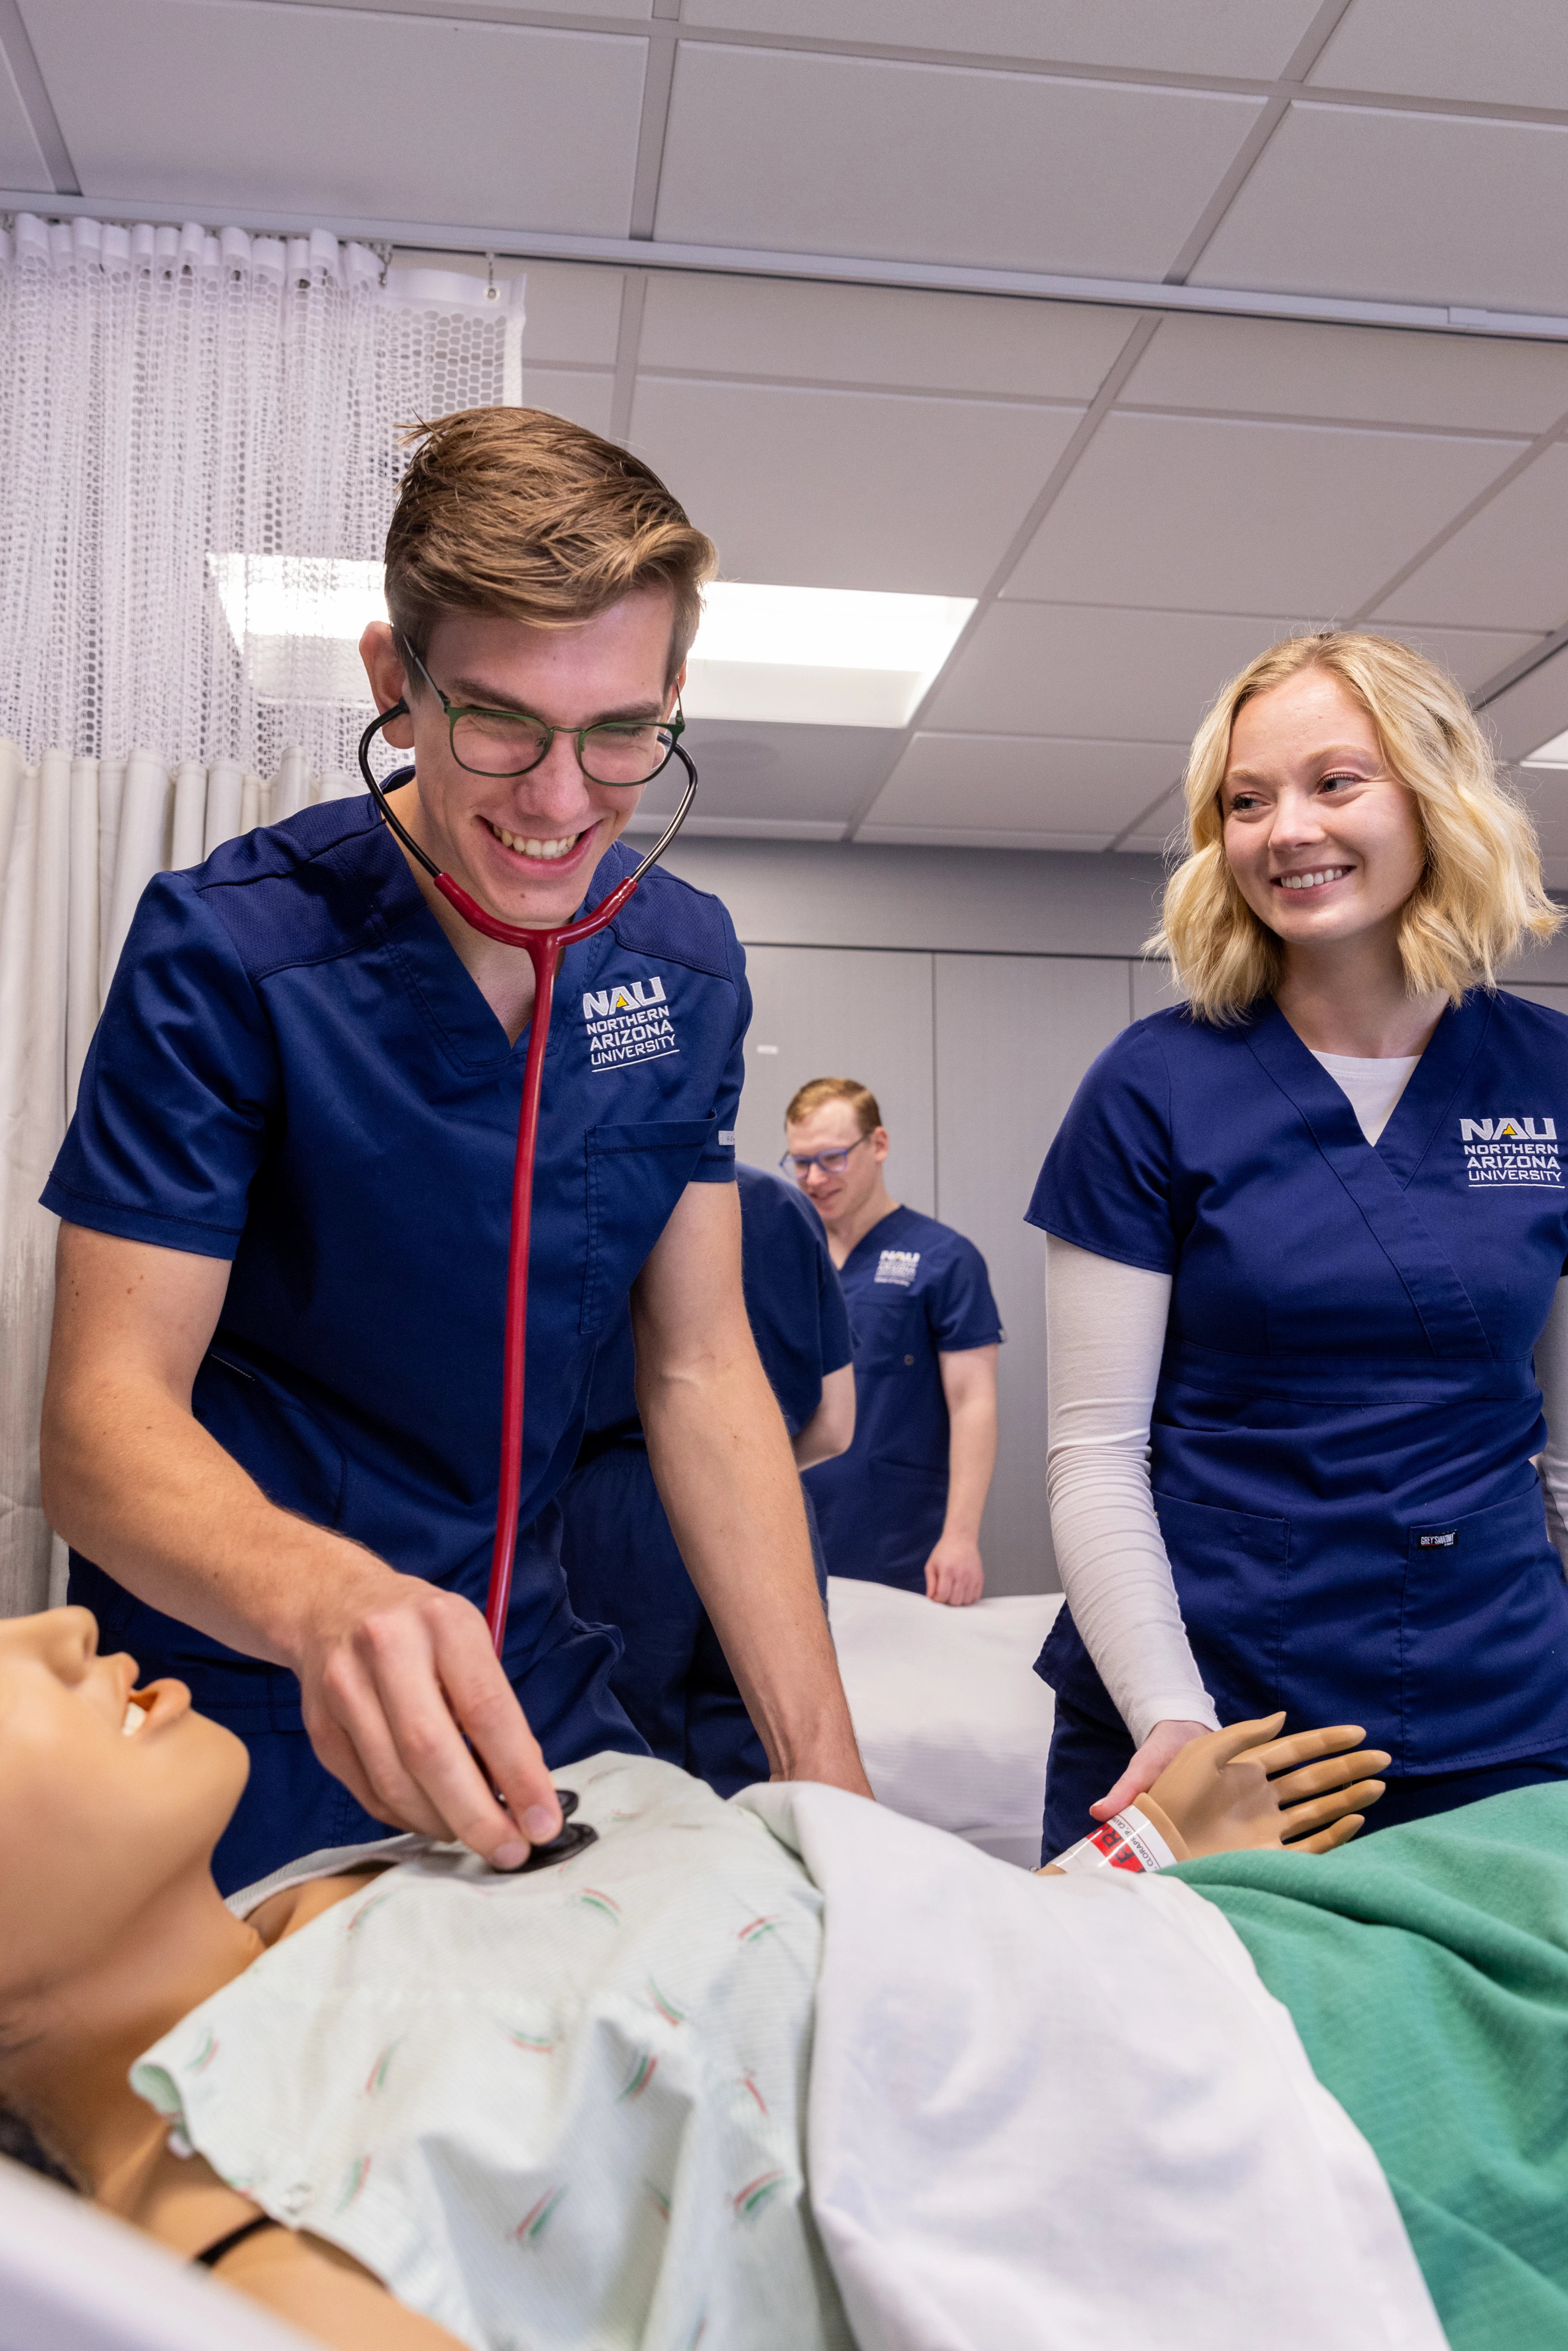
[
  {"x1": 582, "y1": 1162, "x2": 854, "y2": 1447},
  {"x1": 1028, "y1": 992, "x2": 1568, "y2": 1777},
  {"x1": 804, "y1": 1204, "x2": 1002, "y2": 1593},
  {"x1": 42, "y1": 796, "x2": 748, "y2": 1801}
]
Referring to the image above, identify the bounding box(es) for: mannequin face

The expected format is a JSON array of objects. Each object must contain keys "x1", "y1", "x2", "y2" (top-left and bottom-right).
[{"x1": 0, "y1": 1611, "x2": 247, "y2": 2000}]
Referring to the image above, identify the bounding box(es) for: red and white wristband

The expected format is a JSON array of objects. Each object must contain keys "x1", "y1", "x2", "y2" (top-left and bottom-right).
[{"x1": 1050, "y1": 1807, "x2": 1177, "y2": 1876}]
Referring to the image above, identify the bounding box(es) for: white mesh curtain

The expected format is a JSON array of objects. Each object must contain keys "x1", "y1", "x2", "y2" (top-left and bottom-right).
[{"x1": 0, "y1": 213, "x2": 524, "y2": 1614}]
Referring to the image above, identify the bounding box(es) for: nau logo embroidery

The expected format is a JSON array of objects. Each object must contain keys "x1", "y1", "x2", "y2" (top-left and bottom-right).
[
  {"x1": 1457, "y1": 1115, "x2": 1561, "y2": 1188},
  {"x1": 874, "y1": 1249, "x2": 921, "y2": 1286},
  {"x1": 581, "y1": 974, "x2": 678, "y2": 1074}
]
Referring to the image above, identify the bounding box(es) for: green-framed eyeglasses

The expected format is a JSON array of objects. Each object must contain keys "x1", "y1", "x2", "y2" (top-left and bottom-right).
[{"x1": 403, "y1": 642, "x2": 684, "y2": 786}]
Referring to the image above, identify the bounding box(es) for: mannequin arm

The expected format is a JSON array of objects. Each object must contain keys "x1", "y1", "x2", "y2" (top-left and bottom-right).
[
  {"x1": 208, "y1": 2225, "x2": 464, "y2": 2349},
  {"x1": 1039, "y1": 1717, "x2": 1389, "y2": 1873}
]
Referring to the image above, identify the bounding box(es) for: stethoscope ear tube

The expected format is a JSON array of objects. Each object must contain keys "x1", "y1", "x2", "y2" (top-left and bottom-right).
[{"x1": 355, "y1": 700, "x2": 699, "y2": 1655}]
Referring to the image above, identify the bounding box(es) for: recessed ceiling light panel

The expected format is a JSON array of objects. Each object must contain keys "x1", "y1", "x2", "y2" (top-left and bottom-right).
[
  {"x1": 1522, "y1": 727, "x2": 1568, "y2": 770},
  {"x1": 684, "y1": 583, "x2": 975, "y2": 728}
]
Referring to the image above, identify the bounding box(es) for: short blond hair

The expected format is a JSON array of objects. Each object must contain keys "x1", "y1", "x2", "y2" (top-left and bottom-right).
[
  {"x1": 385, "y1": 407, "x2": 717, "y2": 687},
  {"x1": 1153, "y1": 631, "x2": 1561, "y2": 1023},
  {"x1": 785, "y1": 1077, "x2": 882, "y2": 1136}
]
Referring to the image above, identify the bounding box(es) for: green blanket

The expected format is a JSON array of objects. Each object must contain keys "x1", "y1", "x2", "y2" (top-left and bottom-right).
[{"x1": 1175, "y1": 1788, "x2": 1568, "y2": 2351}]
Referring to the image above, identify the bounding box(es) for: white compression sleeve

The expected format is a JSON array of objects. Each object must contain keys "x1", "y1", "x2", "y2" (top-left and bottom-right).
[
  {"x1": 1045, "y1": 1236, "x2": 1220, "y2": 1747},
  {"x1": 1535, "y1": 1275, "x2": 1568, "y2": 1567}
]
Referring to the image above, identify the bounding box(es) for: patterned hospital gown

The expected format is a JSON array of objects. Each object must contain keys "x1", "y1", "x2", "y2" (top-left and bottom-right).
[{"x1": 132, "y1": 1754, "x2": 852, "y2": 2351}]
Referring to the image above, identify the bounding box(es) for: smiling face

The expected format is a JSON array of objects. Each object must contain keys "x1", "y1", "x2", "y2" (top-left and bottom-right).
[
  {"x1": 1221, "y1": 666, "x2": 1427, "y2": 956},
  {"x1": 783, "y1": 1100, "x2": 888, "y2": 1226},
  {"x1": 0, "y1": 1610, "x2": 247, "y2": 1998},
  {"x1": 362, "y1": 589, "x2": 681, "y2": 930}
]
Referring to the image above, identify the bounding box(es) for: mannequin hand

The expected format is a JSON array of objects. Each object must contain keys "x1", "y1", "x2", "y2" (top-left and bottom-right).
[
  {"x1": 1091, "y1": 1718, "x2": 1211, "y2": 1822},
  {"x1": 924, "y1": 1533, "x2": 984, "y2": 1606},
  {"x1": 1144, "y1": 1715, "x2": 1390, "y2": 1858},
  {"x1": 292, "y1": 1559, "x2": 563, "y2": 1869}
]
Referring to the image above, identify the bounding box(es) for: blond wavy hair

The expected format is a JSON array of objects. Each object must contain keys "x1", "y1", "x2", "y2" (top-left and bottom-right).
[{"x1": 1152, "y1": 631, "x2": 1560, "y2": 1023}]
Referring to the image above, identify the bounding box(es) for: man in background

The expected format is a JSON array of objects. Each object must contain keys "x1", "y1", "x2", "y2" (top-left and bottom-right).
[{"x1": 786, "y1": 1077, "x2": 1001, "y2": 1605}]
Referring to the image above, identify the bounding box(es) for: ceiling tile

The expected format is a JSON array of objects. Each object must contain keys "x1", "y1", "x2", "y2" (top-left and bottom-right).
[
  {"x1": 630, "y1": 718, "x2": 902, "y2": 827},
  {"x1": 1310, "y1": 0, "x2": 1568, "y2": 111},
  {"x1": 1123, "y1": 313, "x2": 1568, "y2": 436},
  {"x1": 862, "y1": 732, "x2": 1183, "y2": 838},
  {"x1": 517, "y1": 368, "x2": 615, "y2": 437},
  {"x1": 628, "y1": 377, "x2": 1083, "y2": 594},
  {"x1": 1002, "y1": 412, "x2": 1524, "y2": 616},
  {"x1": 679, "y1": 0, "x2": 1322, "y2": 78},
  {"x1": 924, "y1": 603, "x2": 1292, "y2": 739},
  {"x1": 1377, "y1": 444, "x2": 1568, "y2": 634},
  {"x1": 857, "y1": 822, "x2": 1113, "y2": 849},
  {"x1": 0, "y1": 35, "x2": 50, "y2": 188},
  {"x1": 654, "y1": 45, "x2": 1264, "y2": 277},
  {"x1": 19, "y1": 0, "x2": 646, "y2": 230},
  {"x1": 1366, "y1": 624, "x2": 1543, "y2": 696},
  {"x1": 1196, "y1": 101, "x2": 1568, "y2": 314},
  {"x1": 1474, "y1": 645, "x2": 1568, "y2": 765},
  {"x1": 638, "y1": 272, "x2": 1134, "y2": 401}
]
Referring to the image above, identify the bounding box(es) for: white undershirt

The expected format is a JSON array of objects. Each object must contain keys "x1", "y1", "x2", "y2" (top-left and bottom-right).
[{"x1": 1045, "y1": 1057, "x2": 1568, "y2": 1747}]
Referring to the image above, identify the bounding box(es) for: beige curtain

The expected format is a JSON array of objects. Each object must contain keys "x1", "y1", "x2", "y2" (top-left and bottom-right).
[{"x1": 0, "y1": 744, "x2": 359, "y2": 1615}]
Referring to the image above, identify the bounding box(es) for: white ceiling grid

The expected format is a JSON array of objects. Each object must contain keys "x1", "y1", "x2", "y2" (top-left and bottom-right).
[{"x1": 8, "y1": 0, "x2": 1568, "y2": 869}]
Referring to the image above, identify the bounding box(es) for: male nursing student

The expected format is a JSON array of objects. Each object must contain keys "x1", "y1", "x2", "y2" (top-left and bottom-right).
[
  {"x1": 37, "y1": 406, "x2": 869, "y2": 1894},
  {"x1": 790, "y1": 1078, "x2": 1003, "y2": 1603},
  {"x1": 559, "y1": 1162, "x2": 855, "y2": 1794}
]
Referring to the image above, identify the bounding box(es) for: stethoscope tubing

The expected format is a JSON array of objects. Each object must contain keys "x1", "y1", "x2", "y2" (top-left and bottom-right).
[{"x1": 358, "y1": 706, "x2": 698, "y2": 1652}]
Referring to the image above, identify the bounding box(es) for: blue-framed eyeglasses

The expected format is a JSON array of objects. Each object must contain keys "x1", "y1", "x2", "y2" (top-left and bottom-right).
[{"x1": 779, "y1": 1136, "x2": 872, "y2": 1179}]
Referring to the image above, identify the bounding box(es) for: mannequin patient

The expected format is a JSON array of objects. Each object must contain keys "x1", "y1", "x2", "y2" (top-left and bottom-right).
[{"x1": 0, "y1": 1609, "x2": 1390, "y2": 2350}]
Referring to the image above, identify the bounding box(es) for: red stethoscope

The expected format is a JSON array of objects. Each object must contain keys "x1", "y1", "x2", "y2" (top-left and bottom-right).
[{"x1": 357, "y1": 702, "x2": 698, "y2": 1656}]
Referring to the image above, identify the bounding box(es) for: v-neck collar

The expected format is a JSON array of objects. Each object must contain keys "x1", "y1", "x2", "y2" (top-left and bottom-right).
[
  {"x1": 353, "y1": 817, "x2": 635, "y2": 1078},
  {"x1": 1246, "y1": 993, "x2": 1494, "y2": 1191},
  {"x1": 842, "y1": 1203, "x2": 916, "y2": 1277}
]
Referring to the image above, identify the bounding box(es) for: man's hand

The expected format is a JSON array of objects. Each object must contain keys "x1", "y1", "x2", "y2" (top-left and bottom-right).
[
  {"x1": 1091, "y1": 1716, "x2": 1212, "y2": 1822},
  {"x1": 294, "y1": 1564, "x2": 562, "y2": 1865},
  {"x1": 924, "y1": 1531, "x2": 983, "y2": 1606}
]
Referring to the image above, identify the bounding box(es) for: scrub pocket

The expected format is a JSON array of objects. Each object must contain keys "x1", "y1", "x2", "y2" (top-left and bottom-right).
[
  {"x1": 1400, "y1": 1485, "x2": 1568, "y2": 1769},
  {"x1": 580, "y1": 1118, "x2": 716, "y2": 1334},
  {"x1": 1154, "y1": 1490, "x2": 1290, "y2": 1725}
]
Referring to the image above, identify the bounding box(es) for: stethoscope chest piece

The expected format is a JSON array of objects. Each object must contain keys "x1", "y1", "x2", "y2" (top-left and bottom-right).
[{"x1": 506, "y1": 1786, "x2": 598, "y2": 1874}]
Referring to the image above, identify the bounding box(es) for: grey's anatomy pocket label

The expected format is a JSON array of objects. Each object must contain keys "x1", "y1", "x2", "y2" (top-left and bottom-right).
[
  {"x1": 581, "y1": 975, "x2": 679, "y2": 1074},
  {"x1": 1418, "y1": 1531, "x2": 1457, "y2": 1548},
  {"x1": 1458, "y1": 1115, "x2": 1561, "y2": 1186}
]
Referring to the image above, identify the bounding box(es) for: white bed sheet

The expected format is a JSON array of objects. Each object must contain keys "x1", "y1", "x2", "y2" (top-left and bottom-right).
[{"x1": 827, "y1": 1576, "x2": 1062, "y2": 1868}]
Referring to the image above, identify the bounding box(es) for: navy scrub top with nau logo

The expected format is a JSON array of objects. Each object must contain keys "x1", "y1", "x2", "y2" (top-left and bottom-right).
[
  {"x1": 1028, "y1": 991, "x2": 1568, "y2": 1777},
  {"x1": 804, "y1": 1204, "x2": 1003, "y2": 1593},
  {"x1": 42, "y1": 795, "x2": 747, "y2": 1884}
]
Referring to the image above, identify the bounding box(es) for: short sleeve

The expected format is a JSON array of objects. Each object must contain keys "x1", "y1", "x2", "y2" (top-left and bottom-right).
[
  {"x1": 926, "y1": 1236, "x2": 1004, "y2": 1354},
  {"x1": 41, "y1": 872, "x2": 277, "y2": 1260},
  {"x1": 815, "y1": 1245, "x2": 854, "y2": 1377},
  {"x1": 690, "y1": 932, "x2": 749, "y2": 1185},
  {"x1": 1025, "y1": 1021, "x2": 1176, "y2": 1276}
]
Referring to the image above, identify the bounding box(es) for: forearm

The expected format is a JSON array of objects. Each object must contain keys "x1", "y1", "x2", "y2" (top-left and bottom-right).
[
  {"x1": 41, "y1": 1367, "x2": 377, "y2": 1668},
  {"x1": 1534, "y1": 1275, "x2": 1568, "y2": 1564},
  {"x1": 941, "y1": 1394, "x2": 996, "y2": 1540},
  {"x1": 641, "y1": 1350, "x2": 865, "y2": 1786},
  {"x1": 1045, "y1": 1237, "x2": 1218, "y2": 1744}
]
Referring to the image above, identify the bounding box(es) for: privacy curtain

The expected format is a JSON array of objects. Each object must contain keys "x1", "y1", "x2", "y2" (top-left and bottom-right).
[{"x1": 0, "y1": 214, "x2": 524, "y2": 1614}]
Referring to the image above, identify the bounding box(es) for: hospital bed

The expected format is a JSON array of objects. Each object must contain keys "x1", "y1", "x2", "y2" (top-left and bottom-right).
[{"x1": 826, "y1": 1575, "x2": 1061, "y2": 1869}]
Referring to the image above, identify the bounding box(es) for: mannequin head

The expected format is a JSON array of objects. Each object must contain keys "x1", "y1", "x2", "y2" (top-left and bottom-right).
[{"x1": 0, "y1": 1609, "x2": 246, "y2": 2019}]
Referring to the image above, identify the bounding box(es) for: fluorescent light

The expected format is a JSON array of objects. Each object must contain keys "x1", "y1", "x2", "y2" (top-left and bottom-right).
[
  {"x1": 1523, "y1": 728, "x2": 1568, "y2": 769},
  {"x1": 684, "y1": 583, "x2": 974, "y2": 728},
  {"x1": 209, "y1": 554, "x2": 384, "y2": 704},
  {"x1": 208, "y1": 559, "x2": 976, "y2": 728}
]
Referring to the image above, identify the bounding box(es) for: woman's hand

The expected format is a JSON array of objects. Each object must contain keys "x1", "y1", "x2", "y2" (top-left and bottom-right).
[{"x1": 1090, "y1": 1719, "x2": 1213, "y2": 1822}]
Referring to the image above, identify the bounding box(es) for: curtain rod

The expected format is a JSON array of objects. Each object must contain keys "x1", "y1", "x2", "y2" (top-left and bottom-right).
[{"x1": 4, "y1": 188, "x2": 1568, "y2": 344}]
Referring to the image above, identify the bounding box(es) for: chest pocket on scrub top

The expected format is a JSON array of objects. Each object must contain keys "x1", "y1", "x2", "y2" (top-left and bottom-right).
[{"x1": 580, "y1": 1118, "x2": 717, "y2": 1336}]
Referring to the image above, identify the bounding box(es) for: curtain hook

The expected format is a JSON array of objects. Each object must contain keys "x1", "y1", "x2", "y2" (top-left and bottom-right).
[{"x1": 485, "y1": 250, "x2": 499, "y2": 304}]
